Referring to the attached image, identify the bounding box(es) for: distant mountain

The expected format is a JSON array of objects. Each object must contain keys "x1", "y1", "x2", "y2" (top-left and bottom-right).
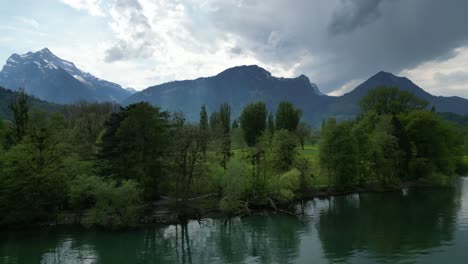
[
  {"x1": 0, "y1": 86, "x2": 61, "y2": 120},
  {"x1": 125, "y1": 66, "x2": 468, "y2": 126},
  {"x1": 124, "y1": 65, "x2": 331, "y2": 124},
  {"x1": 0, "y1": 48, "x2": 131, "y2": 104},
  {"x1": 327, "y1": 71, "x2": 468, "y2": 119},
  {"x1": 125, "y1": 87, "x2": 138, "y2": 94}
]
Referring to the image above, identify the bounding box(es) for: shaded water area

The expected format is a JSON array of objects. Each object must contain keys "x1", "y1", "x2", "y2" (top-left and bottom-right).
[{"x1": 2, "y1": 178, "x2": 468, "y2": 264}]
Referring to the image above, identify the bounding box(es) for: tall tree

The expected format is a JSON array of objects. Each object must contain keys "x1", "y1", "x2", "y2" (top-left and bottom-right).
[
  {"x1": 240, "y1": 102, "x2": 267, "y2": 146},
  {"x1": 168, "y1": 124, "x2": 206, "y2": 214},
  {"x1": 8, "y1": 88, "x2": 29, "y2": 144},
  {"x1": 99, "y1": 102, "x2": 170, "y2": 200},
  {"x1": 319, "y1": 119, "x2": 358, "y2": 189},
  {"x1": 219, "y1": 103, "x2": 232, "y2": 169},
  {"x1": 275, "y1": 102, "x2": 302, "y2": 131},
  {"x1": 199, "y1": 104, "x2": 209, "y2": 154},
  {"x1": 268, "y1": 112, "x2": 275, "y2": 133},
  {"x1": 296, "y1": 122, "x2": 311, "y2": 149}
]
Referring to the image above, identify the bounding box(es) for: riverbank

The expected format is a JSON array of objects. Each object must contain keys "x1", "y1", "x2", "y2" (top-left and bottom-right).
[
  {"x1": 135, "y1": 180, "x2": 424, "y2": 226},
  {"x1": 2, "y1": 178, "x2": 454, "y2": 230}
]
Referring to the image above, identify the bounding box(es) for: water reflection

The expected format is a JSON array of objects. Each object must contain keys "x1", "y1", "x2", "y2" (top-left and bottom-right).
[
  {"x1": 0, "y1": 179, "x2": 466, "y2": 264},
  {"x1": 314, "y1": 184, "x2": 460, "y2": 263}
]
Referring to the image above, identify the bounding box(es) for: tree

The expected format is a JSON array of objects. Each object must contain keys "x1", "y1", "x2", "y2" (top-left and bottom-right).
[
  {"x1": 352, "y1": 113, "x2": 399, "y2": 185},
  {"x1": 0, "y1": 110, "x2": 79, "y2": 225},
  {"x1": 0, "y1": 119, "x2": 6, "y2": 149},
  {"x1": 296, "y1": 122, "x2": 311, "y2": 149},
  {"x1": 8, "y1": 88, "x2": 29, "y2": 144},
  {"x1": 240, "y1": 102, "x2": 267, "y2": 146},
  {"x1": 199, "y1": 104, "x2": 209, "y2": 155},
  {"x1": 275, "y1": 102, "x2": 302, "y2": 131},
  {"x1": 210, "y1": 111, "x2": 221, "y2": 132},
  {"x1": 403, "y1": 111, "x2": 462, "y2": 182},
  {"x1": 268, "y1": 112, "x2": 275, "y2": 133},
  {"x1": 319, "y1": 119, "x2": 358, "y2": 189},
  {"x1": 168, "y1": 124, "x2": 206, "y2": 213},
  {"x1": 359, "y1": 86, "x2": 428, "y2": 116},
  {"x1": 271, "y1": 129, "x2": 298, "y2": 173},
  {"x1": 99, "y1": 102, "x2": 170, "y2": 200},
  {"x1": 219, "y1": 103, "x2": 232, "y2": 169}
]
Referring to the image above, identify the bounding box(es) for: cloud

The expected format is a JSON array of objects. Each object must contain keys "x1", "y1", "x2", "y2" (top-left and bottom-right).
[
  {"x1": 401, "y1": 47, "x2": 468, "y2": 98},
  {"x1": 14, "y1": 16, "x2": 39, "y2": 30},
  {"x1": 328, "y1": 0, "x2": 385, "y2": 34},
  {"x1": 60, "y1": 0, "x2": 104, "y2": 16},
  {"x1": 327, "y1": 79, "x2": 364, "y2": 96},
  {"x1": 55, "y1": 0, "x2": 468, "y2": 97}
]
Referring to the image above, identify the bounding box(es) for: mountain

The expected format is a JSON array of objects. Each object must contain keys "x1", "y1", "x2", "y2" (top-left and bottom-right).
[
  {"x1": 0, "y1": 86, "x2": 61, "y2": 120},
  {"x1": 326, "y1": 71, "x2": 468, "y2": 119},
  {"x1": 125, "y1": 66, "x2": 468, "y2": 126},
  {"x1": 0, "y1": 48, "x2": 131, "y2": 104},
  {"x1": 124, "y1": 65, "x2": 332, "y2": 124}
]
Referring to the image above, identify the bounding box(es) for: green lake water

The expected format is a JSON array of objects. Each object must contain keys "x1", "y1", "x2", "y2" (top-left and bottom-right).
[{"x1": 2, "y1": 178, "x2": 468, "y2": 264}]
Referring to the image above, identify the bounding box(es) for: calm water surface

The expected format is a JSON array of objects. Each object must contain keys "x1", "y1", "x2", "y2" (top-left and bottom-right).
[{"x1": 2, "y1": 178, "x2": 468, "y2": 264}]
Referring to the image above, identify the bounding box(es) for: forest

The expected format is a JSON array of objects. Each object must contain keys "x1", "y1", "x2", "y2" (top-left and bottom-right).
[{"x1": 0, "y1": 86, "x2": 466, "y2": 229}]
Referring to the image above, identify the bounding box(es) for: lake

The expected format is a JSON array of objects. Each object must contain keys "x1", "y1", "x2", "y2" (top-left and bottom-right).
[{"x1": 2, "y1": 178, "x2": 468, "y2": 264}]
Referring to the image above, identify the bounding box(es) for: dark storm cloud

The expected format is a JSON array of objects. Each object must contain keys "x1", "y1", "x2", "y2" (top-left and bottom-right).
[
  {"x1": 329, "y1": 0, "x2": 385, "y2": 34},
  {"x1": 204, "y1": 0, "x2": 468, "y2": 92},
  {"x1": 100, "y1": 0, "x2": 468, "y2": 94}
]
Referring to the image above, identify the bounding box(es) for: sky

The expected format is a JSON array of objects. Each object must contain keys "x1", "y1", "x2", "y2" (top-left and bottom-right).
[{"x1": 1, "y1": 0, "x2": 468, "y2": 98}]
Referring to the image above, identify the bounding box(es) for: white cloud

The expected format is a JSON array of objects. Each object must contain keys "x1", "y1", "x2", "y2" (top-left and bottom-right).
[
  {"x1": 60, "y1": 0, "x2": 104, "y2": 16},
  {"x1": 52, "y1": 0, "x2": 468, "y2": 97},
  {"x1": 400, "y1": 47, "x2": 468, "y2": 98},
  {"x1": 14, "y1": 16, "x2": 39, "y2": 30},
  {"x1": 327, "y1": 79, "x2": 364, "y2": 96}
]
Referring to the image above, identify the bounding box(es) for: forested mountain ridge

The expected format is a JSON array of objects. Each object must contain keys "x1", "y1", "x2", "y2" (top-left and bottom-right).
[
  {"x1": 0, "y1": 48, "x2": 131, "y2": 104},
  {"x1": 124, "y1": 65, "x2": 330, "y2": 124},
  {"x1": 326, "y1": 71, "x2": 468, "y2": 120},
  {"x1": 0, "y1": 86, "x2": 61, "y2": 120},
  {"x1": 125, "y1": 66, "x2": 468, "y2": 126}
]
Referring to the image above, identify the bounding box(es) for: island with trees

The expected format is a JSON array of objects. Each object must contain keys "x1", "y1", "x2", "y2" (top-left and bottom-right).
[{"x1": 0, "y1": 86, "x2": 466, "y2": 229}]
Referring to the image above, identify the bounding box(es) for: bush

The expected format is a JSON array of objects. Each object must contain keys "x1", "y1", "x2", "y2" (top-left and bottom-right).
[
  {"x1": 68, "y1": 175, "x2": 143, "y2": 229},
  {"x1": 86, "y1": 179, "x2": 143, "y2": 229}
]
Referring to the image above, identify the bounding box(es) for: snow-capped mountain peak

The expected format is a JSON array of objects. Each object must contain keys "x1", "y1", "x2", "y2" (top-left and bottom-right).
[{"x1": 0, "y1": 48, "x2": 131, "y2": 103}]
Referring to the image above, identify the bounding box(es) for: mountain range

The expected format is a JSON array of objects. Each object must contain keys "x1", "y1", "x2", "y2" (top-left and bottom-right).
[
  {"x1": 0, "y1": 48, "x2": 131, "y2": 104},
  {"x1": 1, "y1": 48, "x2": 468, "y2": 126}
]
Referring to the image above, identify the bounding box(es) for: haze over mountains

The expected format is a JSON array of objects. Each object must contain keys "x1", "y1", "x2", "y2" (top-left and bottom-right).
[{"x1": 1, "y1": 48, "x2": 468, "y2": 126}]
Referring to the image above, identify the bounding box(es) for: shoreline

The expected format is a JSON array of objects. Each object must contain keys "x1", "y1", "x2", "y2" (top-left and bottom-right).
[{"x1": 1, "y1": 179, "x2": 457, "y2": 231}]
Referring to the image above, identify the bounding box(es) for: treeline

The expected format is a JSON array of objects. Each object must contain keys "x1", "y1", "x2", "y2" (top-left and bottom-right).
[
  {"x1": 0, "y1": 90, "x2": 316, "y2": 228},
  {"x1": 319, "y1": 86, "x2": 464, "y2": 189},
  {"x1": 0, "y1": 86, "x2": 464, "y2": 228}
]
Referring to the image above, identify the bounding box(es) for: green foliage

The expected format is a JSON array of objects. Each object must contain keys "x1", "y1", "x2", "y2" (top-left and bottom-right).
[
  {"x1": 219, "y1": 159, "x2": 251, "y2": 214},
  {"x1": 219, "y1": 103, "x2": 232, "y2": 169},
  {"x1": 0, "y1": 111, "x2": 76, "y2": 225},
  {"x1": 99, "y1": 102, "x2": 169, "y2": 200},
  {"x1": 0, "y1": 119, "x2": 7, "y2": 149},
  {"x1": 319, "y1": 120, "x2": 358, "y2": 188},
  {"x1": 267, "y1": 112, "x2": 275, "y2": 133},
  {"x1": 403, "y1": 111, "x2": 462, "y2": 181},
  {"x1": 240, "y1": 102, "x2": 267, "y2": 146},
  {"x1": 360, "y1": 86, "x2": 428, "y2": 115},
  {"x1": 270, "y1": 129, "x2": 298, "y2": 172},
  {"x1": 275, "y1": 101, "x2": 302, "y2": 131},
  {"x1": 296, "y1": 122, "x2": 311, "y2": 149},
  {"x1": 168, "y1": 124, "x2": 207, "y2": 207},
  {"x1": 87, "y1": 179, "x2": 142, "y2": 229},
  {"x1": 7, "y1": 88, "x2": 29, "y2": 144},
  {"x1": 267, "y1": 169, "x2": 300, "y2": 203}
]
